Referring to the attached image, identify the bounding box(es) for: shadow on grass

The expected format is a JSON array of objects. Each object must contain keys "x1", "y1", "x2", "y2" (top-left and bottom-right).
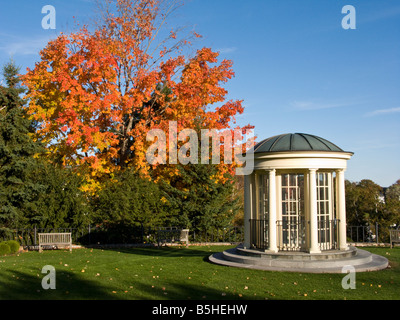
[
  {"x1": 0, "y1": 268, "x2": 117, "y2": 300},
  {"x1": 0, "y1": 266, "x2": 248, "y2": 301},
  {"x1": 94, "y1": 244, "x2": 229, "y2": 259},
  {"x1": 129, "y1": 279, "x2": 248, "y2": 300},
  {"x1": 0, "y1": 245, "x2": 240, "y2": 300}
]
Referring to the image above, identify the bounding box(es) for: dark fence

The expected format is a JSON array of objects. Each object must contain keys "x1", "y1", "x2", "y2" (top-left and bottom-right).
[
  {"x1": 191, "y1": 227, "x2": 244, "y2": 243},
  {"x1": 0, "y1": 227, "x2": 91, "y2": 247},
  {"x1": 0, "y1": 224, "x2": 244, "y2": 248},
  {"x1": 347, "y1": 223, "x2": 393, "y2": 244},
  {"x1": 347, "y1": 225, "x2": 373, "y2": 243},
  {"x1": 1, "y1": 222, "x2": 394, "y2": 248}
]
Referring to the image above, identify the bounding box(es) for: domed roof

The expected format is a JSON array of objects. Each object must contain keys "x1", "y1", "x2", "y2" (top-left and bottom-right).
[{"x1": 253, "y1": 133, "x2": 346, "y2": 153}]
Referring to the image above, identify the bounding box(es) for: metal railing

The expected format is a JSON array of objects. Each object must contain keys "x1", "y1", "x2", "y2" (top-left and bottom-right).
[
  {"x1": 346, "y1": 223, "x2": 394, "y2": 244},
  {"x1": 0, "y1": 225, "x2": 244, "y2": 247},
  {"x1": 192, "y1": 227, "x2": 244, "y2": 243},
  {"x1": 0, "y1": 227, "x2": 85, "y2": 247},
  {"x1": 2, "y1": 222, "x2": 394, "y2": 249},
  {"x1": 347, "y1": 224, "x2": 376, "y2": 243},
  {"x1": 277, "y1": 219, "x2": 307, "y2": 251},
  {"x1": 249, "y1": 219, "x2": 268, "y2": 250},
  {"x1": 249, "y1": 219, "x2": 339, "y2": 252},
  {"x1": 318, "y1": 219, "x2": 339, "y2": 250}
]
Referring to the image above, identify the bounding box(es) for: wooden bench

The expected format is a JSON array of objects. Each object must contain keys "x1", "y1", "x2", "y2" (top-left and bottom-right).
[
  {"x1": 157, "y1": 228, "x2": 189, "y2": 247},
  {"x1": 390, "y1": 229, "x2": 400, "y2": 248},
  {"x1": 38, "y1": 233, "x2": 72, "y2": 252}
]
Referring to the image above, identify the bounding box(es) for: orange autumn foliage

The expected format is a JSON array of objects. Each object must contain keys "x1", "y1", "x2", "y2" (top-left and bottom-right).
[{"x1": 23, "y1": 0, "x2": 253, "y2": 192}]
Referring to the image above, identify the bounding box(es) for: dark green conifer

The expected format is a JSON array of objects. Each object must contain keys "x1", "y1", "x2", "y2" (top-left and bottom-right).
[{"x1": 0, "y1": 61, "x2": 44, "y2": 233}]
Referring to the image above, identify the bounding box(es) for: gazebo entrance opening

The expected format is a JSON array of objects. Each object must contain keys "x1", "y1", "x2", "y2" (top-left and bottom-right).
[
  {"x1": 279, "y1": 173, "x2": 306, "y2": 251},
  {"x1": 251, "y1": 171, "x2": 339, "y2": 252},
  {"x1": 316, "y1": 172, "x2": 337, "y2": 251}
]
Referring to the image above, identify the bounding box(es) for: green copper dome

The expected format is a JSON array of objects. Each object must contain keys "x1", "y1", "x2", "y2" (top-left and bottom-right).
[{"x1": 253, "y1": 133, "x2": 345, "y2": 153}]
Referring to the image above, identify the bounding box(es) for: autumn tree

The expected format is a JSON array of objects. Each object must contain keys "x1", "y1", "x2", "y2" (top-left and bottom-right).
[
  {"x1": 345, "y1": 179, "x2": 384, "y2": 226},
  {"x1": 23, "y1": 0, "x2": 252, "y2": 192},
  {"x1": 384, "y1": 179, "x2": 400, "y2": 227}
]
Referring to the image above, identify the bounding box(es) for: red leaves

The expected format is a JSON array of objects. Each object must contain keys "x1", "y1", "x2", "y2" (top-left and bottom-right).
[{"x1": 22, "y1": 0, "x2": 253, "y2": 192}]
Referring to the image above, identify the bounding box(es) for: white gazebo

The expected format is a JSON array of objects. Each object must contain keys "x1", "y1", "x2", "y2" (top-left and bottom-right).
[
  {"x1": 210, "y1": 133, "x2": 389, "y2": 273},
  {"x1": 244, "y1": 133, "x2": 352, "y2": 253}
]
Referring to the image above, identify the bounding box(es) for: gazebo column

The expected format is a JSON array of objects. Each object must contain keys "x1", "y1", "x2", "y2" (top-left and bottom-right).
[
  {"x1": 336, "y1": 169, "x2": 348, "y2": 250},
  {"x1": 243, "y1": 174, "x2": 252, "y2": 249},
  {"x1": 267, "y1": 169, "x2": 278, "y2": 252},
  {"x1": 308, "y1": 169, "x2": 321, "y2": 253}
]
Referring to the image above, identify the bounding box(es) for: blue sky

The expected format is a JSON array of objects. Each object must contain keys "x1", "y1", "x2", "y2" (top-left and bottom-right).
[{"x1": 0, "y1": 0, "x2": 399, "y2": 187}]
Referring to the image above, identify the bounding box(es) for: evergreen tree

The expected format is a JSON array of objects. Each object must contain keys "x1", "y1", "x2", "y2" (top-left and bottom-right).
[
  {"x1": 91, "y1": 168, "x2": 169, "y2": 243},
  {"x1": 0, "y1": 61, "x2": 44, "y2": 234},
  {"x1": 160, "y1": 163, "x2": 241, "y2": 233},
  {"x1": 27, "y1": 163, "x2": 91, "y2": 229}
]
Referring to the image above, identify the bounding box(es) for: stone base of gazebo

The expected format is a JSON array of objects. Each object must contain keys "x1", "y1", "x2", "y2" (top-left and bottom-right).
[{"x1": 209, "y1": 245, "x2": 388, "y2": 273}]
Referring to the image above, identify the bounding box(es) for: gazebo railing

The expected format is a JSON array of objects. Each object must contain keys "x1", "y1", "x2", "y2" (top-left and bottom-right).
[
  {"x1": 277, "y1": 219, "x2": 307, "y2": 251},
  {"x1": 249, "y1": 219, "x2": 339, "y2": 252},
  {"x1": 318, "y1": 219, "x2": 339, "y2": 251},
  {"x1": 249, "y1": 219, "x2": 269, "y2": 250}
]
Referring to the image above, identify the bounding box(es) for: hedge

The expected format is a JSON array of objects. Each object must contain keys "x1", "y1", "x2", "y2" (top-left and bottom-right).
[
  {"x1": 0, "y1": 240, "x2": 20, "y2": 256},
  {"x1": 4, "y1": 240, "x2": 20, "y2": 254},
  {"x1": 0, "y1": 243, "x2": 10, "y2": 256}
]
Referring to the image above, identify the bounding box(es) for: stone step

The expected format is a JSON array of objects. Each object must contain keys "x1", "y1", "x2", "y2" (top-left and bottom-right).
[
  {"x1": 223, "y1": 248, "x2": 372, "y2": 268},
  {"x1": 236, "y1": 246, "x2": 358, "y2": 261},
  {"x1": 209, "y1": 247, "x2": 389, "y2": 273},
  {"x1": 235, "y1": 246, "x2": 357, "y2": 261}
]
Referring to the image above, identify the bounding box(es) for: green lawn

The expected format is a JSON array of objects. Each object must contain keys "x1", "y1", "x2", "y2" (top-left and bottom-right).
[{"x1": 0, "y1": 245, "x2": 398, "y2": 300}]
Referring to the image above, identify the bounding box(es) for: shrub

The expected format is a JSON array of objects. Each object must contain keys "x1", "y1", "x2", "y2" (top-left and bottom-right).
[
  {"x1": 0, "y1": 242, "x2": 11, "y2": 256},
  {"x1": 4, "y1": 240, "x2": 20, "y2": 254}
]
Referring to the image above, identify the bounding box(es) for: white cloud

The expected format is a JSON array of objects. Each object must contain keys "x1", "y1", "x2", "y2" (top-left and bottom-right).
[
  {"x1": 0, "y1": 34, "x2": 55, "y2": 56},
  {"x1": 359, "y1": 5, "x2": 400, "y2": 24},
  {"x1": 364, "y1": 107, "x2": 400, "y2": 117},
  {"x1": 217, "y1": 47, "x2": 237, "y2": 54},
  {"x1": 291, "y1": 100, "x2": 355, "y2": 111},
  {"x1": 351, "y1": 142, "x2": 400, "y2": 151}
]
